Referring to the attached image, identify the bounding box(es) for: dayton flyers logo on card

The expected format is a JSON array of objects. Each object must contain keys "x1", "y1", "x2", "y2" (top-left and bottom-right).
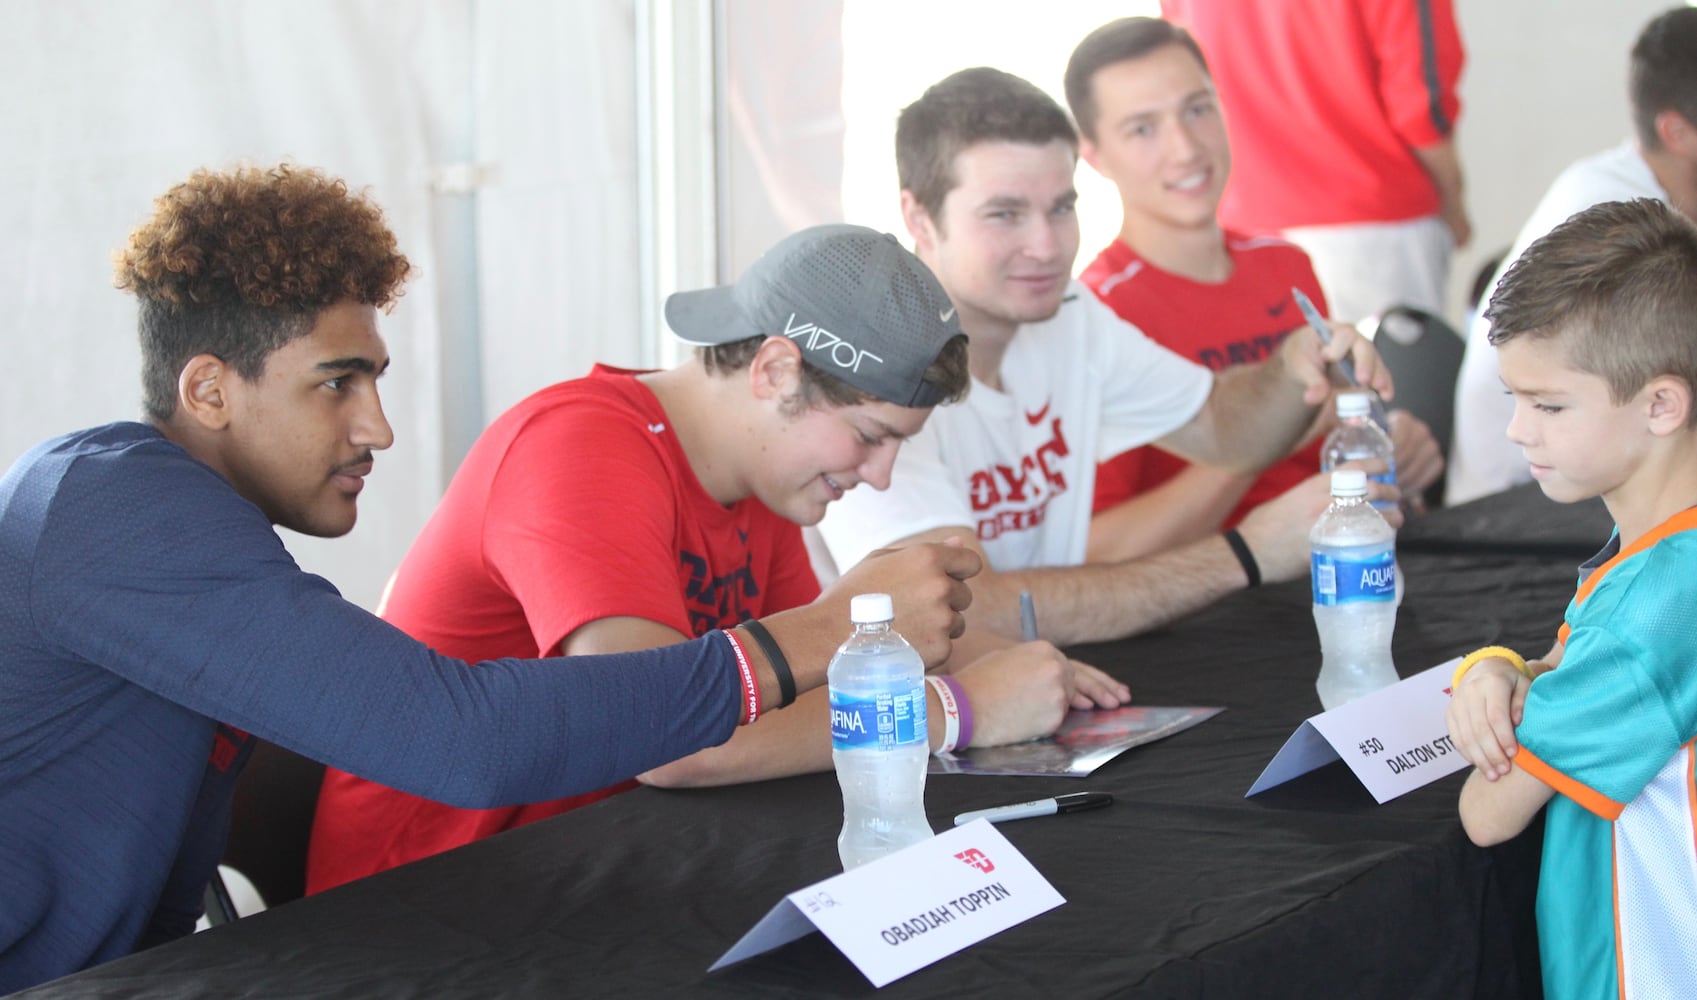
[{"x1": 954, "y1": 848, "x2": 995, "y2": 874}]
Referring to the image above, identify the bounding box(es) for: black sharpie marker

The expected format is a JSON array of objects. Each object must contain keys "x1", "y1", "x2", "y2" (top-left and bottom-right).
[{"x1": 953, "y1": 791, "x2": 1113, "y2": 827}]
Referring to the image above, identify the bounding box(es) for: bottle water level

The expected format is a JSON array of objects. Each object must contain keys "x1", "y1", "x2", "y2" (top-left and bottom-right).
[
  {"x1": 1313, "y1": 587, "x2": 1400, "y2": 710},
  {"x1": 1310, "y1": 471, "x2": 1399, "y2": 711},
  {"x1": 834, "y1": 740, "x2": 933, "y2": 870}
]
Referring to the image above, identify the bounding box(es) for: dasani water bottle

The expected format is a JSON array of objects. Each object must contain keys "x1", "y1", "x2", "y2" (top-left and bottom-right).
[
  {"x1": 1311, "y1": 470, "x2": 1399, "y2": 710},
  {"x1": 830, "y1": 593, "x2": 933, "y2": 870}
]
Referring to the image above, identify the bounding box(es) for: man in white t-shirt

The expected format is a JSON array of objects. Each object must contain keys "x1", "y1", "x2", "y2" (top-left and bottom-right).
[
  {"x1": 1448, "y1": 7, "x2": 1697, "y2": 505},
  {"x1": 817, "y1": 68, "x2": 1398, "y2": 646}
]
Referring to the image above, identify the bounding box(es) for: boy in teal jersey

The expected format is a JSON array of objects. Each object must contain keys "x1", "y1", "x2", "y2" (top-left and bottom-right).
[{"x1": 1445, "y1": 197, "x2": 1697, "y2": 998}]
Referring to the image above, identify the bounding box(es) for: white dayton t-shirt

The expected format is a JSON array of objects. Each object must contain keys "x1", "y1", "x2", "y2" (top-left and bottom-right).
[{"x1": 818, "y1": 285, "x2": 1213, "y2": 574}]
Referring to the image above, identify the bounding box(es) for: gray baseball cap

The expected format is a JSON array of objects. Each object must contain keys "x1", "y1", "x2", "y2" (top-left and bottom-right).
[{"x1": 664, "y1": 224, "x2": 962, "y2": 408}]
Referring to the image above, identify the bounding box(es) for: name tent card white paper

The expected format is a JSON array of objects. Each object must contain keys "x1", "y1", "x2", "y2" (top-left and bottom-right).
[
  {"x1": 1247, "y1": 658, "x2": 1468, "y2": 803},
  {"x1": 709, "y1": 820, "x2": 1063, "y2": 988}
]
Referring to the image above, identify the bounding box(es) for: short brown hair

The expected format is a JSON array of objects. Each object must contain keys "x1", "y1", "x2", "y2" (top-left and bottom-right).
[
  {"x1": 699, "y1": 333, "x2": 971, "y2": 412},
  {"x1": 1630, "y1": 7, "x2": 1697, "y2": 152},
  {"x1": 1487, "y1": 198, "x2": 1697, "y2": 422},
  {"x1": 1065, "y1": 18, "x2": 1210, "y2": 141},
  {"x1": 896, "y1": 68, "x2": 1078, "y2": 225},
  {"x1": 115, "y1": 164, "x2": 412, "y2": 421}
]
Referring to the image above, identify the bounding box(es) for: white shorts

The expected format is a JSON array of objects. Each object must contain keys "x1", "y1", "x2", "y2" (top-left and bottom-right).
[{"x1": 1282, "y1": 215, "x2": 1453, "y2": 324}]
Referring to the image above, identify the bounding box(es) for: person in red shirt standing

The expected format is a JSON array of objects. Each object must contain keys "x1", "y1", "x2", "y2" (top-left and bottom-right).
[
  {"x1": 1064, "y1": 17, "x2": 1444, "y2": 563},
  {"x1": 1162, "y1": 0, "x2": 1467, "y2": 324}
]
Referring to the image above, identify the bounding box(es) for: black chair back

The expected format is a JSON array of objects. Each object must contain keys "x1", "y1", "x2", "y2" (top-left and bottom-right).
[
  {"x1": 1360, "y1": 305, "x2": 1466, "y2": 507},
  {"x1": 221, "y1": 740, "x2": 327, "y2": 909}
]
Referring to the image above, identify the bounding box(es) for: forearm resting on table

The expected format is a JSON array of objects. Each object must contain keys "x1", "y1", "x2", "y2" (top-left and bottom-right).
[
  {"x1": 1087, "y1": 462, "x2": 1258, "y2": 564},
  {"x1": 891, "y1": 526, "x2": 1250, "y2": 646},
  {"x1": 561, "y1": 611, "x2": 966, "y2": 787},
  {"x1": 641, "y1": 677, "x2": 959, "y2": 788}
]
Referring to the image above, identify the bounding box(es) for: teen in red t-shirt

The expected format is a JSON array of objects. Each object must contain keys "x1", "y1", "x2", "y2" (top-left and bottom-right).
[
  {"x1": 1063, "y1": 18, "x2": 1443, "y2": 563},
  {"x1": 308, "y1": 225, "x2": 1118, "y2": 893}
]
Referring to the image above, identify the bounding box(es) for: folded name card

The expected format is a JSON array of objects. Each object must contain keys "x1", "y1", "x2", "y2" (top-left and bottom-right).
[
  {"x1": 1248, "y1": 658, "x2": 1468, "y2": 803},
  {"x1": 710, "y1": 820, "x2": 1063, "y2": 987}
]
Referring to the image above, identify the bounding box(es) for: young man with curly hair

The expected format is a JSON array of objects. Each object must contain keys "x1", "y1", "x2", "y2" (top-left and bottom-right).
[
  {"x1": 307, "y1": 225, "x2": 1125, "y2": 892},
  {"x1": 0, "y1": 168, "x2": 977, "y2": 991}
]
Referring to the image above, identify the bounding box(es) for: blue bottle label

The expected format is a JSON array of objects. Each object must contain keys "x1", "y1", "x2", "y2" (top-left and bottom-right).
[
  {"x1": 1323, "y1": 452, "x2": 1397, "y2": 509},
  {"x1": 1370, "y1": 463, "x2": 1398, "y2": 511},
  {"x1": 830, "y1": 686, "x2": 928, "y2": 750},
  {"x1": 1311, "y1": 549, "x2": 1397, "y2": 606}
]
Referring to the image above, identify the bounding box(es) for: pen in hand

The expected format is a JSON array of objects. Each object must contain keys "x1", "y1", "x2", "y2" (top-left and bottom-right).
[
  {"x1": 1290, "y1": 287, "x2": 1390, "y2": 430},
  {"x1": 1019, "y1": 590, "x2": 1039, "y2": 643}
]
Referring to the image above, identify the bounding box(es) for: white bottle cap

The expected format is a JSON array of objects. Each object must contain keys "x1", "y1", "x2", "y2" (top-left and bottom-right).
[
  {"x1": 1330, "y1": 469, "x2": 1369, "y2": 496},
  {"x1": 849, "y1": 593, "x2": 895, "y2": 624},
  {"x1": 1334, "y1": 391, "x2": 1371, "y2": 418}
]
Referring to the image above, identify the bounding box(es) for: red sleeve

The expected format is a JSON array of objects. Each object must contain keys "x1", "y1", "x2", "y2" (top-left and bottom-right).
[
  {"x1": 762, "y1": 522, "x2": 823, "y2": 611},
  {"x1": 1364, "y1": 0, "x2": 1464, "y2": 147},
  {"x1": 481, "y1": 404, "x2": 694, "y2": 656}
]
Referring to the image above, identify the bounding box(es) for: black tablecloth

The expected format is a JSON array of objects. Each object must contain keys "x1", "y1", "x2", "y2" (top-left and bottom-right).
[
  {"x1": 17, "y1": 495, "x2": 1585, "y2": 999},
  {"x1": 1399, "y1": 482, "x2": 1611, "y2": 559}
]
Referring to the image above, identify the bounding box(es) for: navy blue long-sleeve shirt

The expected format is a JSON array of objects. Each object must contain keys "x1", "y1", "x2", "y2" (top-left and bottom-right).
[{"x1": 0, "y1": 423, "x2": 742, "y2": 991}]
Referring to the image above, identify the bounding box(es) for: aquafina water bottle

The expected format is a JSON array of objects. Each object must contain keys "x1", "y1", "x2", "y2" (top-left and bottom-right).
[
  {"x1": 829, "y1": 593, "x2": 933, "y2": 870},
  {"x1": 1320, "y1": 391, "x2": 1397, "y2": 512},
  {"x1": 1310, "y1": 470, "x2": 1399, "y2": 711},
  {"x1": 1321, "y1": 390, "x2": 1403, "y2": 604}
]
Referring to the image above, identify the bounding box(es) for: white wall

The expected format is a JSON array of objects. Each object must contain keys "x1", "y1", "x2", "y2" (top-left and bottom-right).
[
  {"x1": 1453, "y1": 0, "x2": 1677, "y2": 320},
  {"x1": 0, "y1": 0, "x2": 1681, "y2": 612},
  {"x1": 0, "y1": 0, "x2": 644, "y2": 610}
]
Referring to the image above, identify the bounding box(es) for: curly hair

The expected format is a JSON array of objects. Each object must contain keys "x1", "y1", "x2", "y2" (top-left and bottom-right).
[{"x1": 115, "y1": 164, "x2": 412, "y2": 421}]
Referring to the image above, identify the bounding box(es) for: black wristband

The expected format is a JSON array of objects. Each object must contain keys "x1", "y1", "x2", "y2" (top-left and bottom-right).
[
  {"x1": 738, "y1": 618, "x2": 796, "y2": 709},
  {"x1": 1223, "y1": 529, "x2": 1261, "y2": 588}
]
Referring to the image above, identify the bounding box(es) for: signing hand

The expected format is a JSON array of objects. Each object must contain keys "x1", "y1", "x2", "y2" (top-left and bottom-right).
[
  {"x1": 1280, "y1": 320, "x2": 1396, "y2": 406},
  {"x1": 953, "y1": 641, "x2": 1075, "y2": 747}
]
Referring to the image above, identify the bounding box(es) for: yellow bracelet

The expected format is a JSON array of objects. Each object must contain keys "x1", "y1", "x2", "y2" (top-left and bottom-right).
[{"x1": 1451, "y1": 645, "x2": 1535, "y2": 692}]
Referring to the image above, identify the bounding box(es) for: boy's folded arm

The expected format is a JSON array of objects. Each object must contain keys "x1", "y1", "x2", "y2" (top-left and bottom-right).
[{"x1": 1458, "y1": 764, "x2": 1555, "y2": 847}]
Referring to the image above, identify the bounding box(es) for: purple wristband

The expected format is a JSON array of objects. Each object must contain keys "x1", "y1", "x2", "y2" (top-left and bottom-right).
[{"x1": 936, "y1": 675, "x2": 974, "y2": 749}]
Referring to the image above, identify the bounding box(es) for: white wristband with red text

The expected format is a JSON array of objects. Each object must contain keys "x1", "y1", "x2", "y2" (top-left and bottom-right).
[{"x1": 926, "y1": 675, "x2": 961, "y2": 754}]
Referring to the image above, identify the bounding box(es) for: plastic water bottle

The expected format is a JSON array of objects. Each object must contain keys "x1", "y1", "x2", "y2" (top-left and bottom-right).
[
  {"x1": 1311, "y1": 470, "x2": 1400, "y2": 711},
  {"x1": 830, "y1": 593, "x2": 933, "y2": 870},
  {"x1": 1320, "y1": 392, "x2": 1397, "y2": 512},
  {"x1": 1321, "y1": 390, "x2": 1403, "y2": 605}
]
